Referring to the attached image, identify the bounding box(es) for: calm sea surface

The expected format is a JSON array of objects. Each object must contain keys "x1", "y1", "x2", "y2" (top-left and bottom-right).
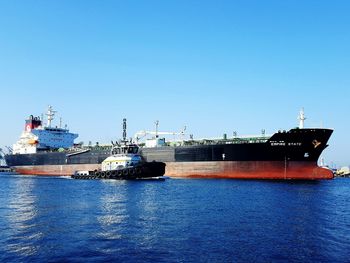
[{"x1": 0, "y1": 174, "x2": 349, "y2": 262}]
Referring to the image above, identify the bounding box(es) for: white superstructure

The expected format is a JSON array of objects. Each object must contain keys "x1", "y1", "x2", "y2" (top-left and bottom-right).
[
  {"x1": 101, "y1": 144, "x2": 142, "y2": 171},
  {"x1": 12, "y1": 106, "x2": 78, "y2": 154}
]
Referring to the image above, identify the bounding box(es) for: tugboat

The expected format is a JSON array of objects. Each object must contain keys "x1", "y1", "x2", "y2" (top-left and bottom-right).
[{"x1": 72, "y1": 119, "x2": 166, "y2": 180}]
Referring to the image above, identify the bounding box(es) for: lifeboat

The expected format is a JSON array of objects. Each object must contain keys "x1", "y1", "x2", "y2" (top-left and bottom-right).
[{"x1": 28, "y1": 139, "x2": 39, "y2": 145}]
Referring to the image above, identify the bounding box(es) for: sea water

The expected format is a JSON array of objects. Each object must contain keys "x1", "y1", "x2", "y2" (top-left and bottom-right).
[{"x1": 0, "y1": 174, "x2": 349, "y2": 262}]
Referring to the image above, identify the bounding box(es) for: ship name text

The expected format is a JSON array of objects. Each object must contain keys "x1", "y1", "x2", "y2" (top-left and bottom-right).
[{"x1": 270, "y1": 142, "x2": 302, "y2": 146}]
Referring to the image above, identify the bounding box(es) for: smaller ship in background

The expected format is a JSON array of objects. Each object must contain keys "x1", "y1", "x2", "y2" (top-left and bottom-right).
[
  {"x1": 335, "y1": 166, "x2": 350, "y2": 177},
  {"x1": 0, "y1": 166, "x2": 16, "y2": 174},
  {"x1": 0, "y1": 148, "x2": 16, "y2": 175}
]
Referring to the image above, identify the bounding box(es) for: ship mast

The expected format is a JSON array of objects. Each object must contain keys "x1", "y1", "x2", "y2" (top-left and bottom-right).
[
  {"x1": 122, "y1": 118, "x2": 127, "y2": 144},
  {"x1": 298, "y1": 108, "x2": 306, "y2": 129},
  {"x1": 46, "y1": 105, "x2": 57, "y2": 127},
  {"x1": 155, "y1": 120, "x2": 159, "y2": 138}
]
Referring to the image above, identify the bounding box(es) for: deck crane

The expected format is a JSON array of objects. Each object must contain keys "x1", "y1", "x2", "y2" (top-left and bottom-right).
[{"x1": 134, "y1": 120, "x2": 186, "y2": 143}]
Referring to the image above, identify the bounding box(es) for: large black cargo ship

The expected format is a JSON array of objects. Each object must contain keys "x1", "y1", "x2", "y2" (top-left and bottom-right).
[{"x1": 5, "y1": 108, "x2": 334, "y2": 179}]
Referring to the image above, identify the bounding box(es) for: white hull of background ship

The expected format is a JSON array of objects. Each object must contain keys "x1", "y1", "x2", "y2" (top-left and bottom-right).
[{"x1": 5, "y1": 107, "x2": 334, "y2": 179}]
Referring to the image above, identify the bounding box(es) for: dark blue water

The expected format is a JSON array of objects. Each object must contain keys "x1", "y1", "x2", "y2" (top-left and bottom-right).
[{"x1": 0, "y1": 175, "x2": 349, "y2": 262}]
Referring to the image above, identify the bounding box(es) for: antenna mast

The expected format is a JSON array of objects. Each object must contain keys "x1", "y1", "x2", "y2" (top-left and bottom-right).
[
  {"x1": 46, "y1": 105, "x2": 57, "y2": 127},
  {"x1": 155, "y1": 120, "x2": 159, "y2": 138},
  {"x1": 298, "y1": 108, "x2": 306, "y2": 129},
  {"x1": 122, "y1": 118, "x2": 127, "y2": 143}
]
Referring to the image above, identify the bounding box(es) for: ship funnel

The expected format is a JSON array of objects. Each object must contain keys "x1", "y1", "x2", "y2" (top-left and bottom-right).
[{"x1": 25, "y1": 115, "x2": 42, "y2": 131}]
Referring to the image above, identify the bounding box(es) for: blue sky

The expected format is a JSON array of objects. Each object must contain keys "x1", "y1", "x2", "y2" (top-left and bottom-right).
[{"x1": 0, "y1": 0, "x2": 349, "y2": 167}]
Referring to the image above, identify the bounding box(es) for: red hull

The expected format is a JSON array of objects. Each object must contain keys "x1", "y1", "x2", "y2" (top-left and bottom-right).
[
  {"x1": 12, "y1": 161, "x2": 333, "y2": 180},
  {"x1": 166, "y1": 161, "x2": 333, "y2": 179}
]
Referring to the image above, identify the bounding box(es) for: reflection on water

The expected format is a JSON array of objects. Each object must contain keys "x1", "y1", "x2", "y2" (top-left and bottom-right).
[
  {"x1": 95, "y1": 180, "x2": 167, "y2": 255},
  {"x1": 96, "y1": 181, "x2": 128, "y2": 246},
  {"x1": 3, "y1": 176, "x2": 40, "y2": 257}
]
